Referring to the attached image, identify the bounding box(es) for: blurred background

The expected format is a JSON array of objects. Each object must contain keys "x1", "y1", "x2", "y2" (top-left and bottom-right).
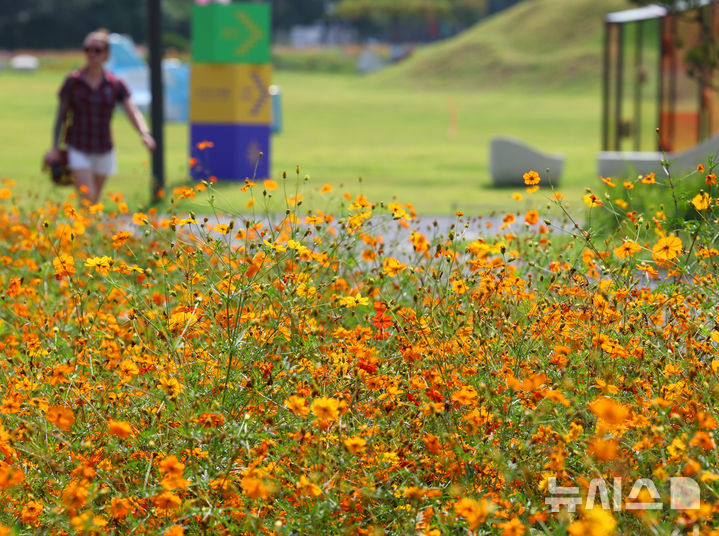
[{"x1": 2, "y1": 0, "x2": 695, "y2": 216}]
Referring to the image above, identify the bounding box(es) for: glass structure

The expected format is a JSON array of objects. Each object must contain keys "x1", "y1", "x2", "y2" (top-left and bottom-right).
[{"x1": 603, "y1": 1, "x2": 719, "y2": 153}]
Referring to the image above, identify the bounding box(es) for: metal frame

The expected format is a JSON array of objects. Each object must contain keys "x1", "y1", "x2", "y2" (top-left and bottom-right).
[{"x1": 602, "y1": 1, "x2": 719, "y2": 153}]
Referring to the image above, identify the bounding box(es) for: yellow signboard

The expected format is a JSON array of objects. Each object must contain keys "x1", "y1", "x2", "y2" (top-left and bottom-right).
[{"x1": 190, "y1": 63, "x2": 272, "y2": 125}]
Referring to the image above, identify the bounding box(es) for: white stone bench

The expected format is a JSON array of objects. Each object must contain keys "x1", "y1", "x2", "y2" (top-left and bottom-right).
[
  {"x1": 490, "y1": 137, "x2": 565, "y2": 187},
  {"x1": 598, "y1": 132, "x2": 719, "y2": 178}
]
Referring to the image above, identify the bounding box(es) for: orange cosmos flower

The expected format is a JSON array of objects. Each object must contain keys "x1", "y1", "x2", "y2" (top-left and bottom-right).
[
  {"x1": 497, "y1": 517, "x2": 526, "y2": 536},
  {"x1": 623, "y1": 181, "x2": 635, "y2": 189},
  {"x1": 109, "y1": 497, "x2": 133, "y2": 521},
  {"x1": 47, "y1": 405, "x2": 75, "y2": 430},
  {"x1": 600, "y1": 176, "x2": 615, "y2": 187},
  {"x1": 153, "y1": 491, "x2": 182, "y2": 510},
  {"x1": 0, "y1": 463, "x2": 24, "y2": 489},
  {"x1": 62, "y1": 481, "x2": 89, "y2": 510},
  {"x1": 297, "y1": 475, "x2": 322, "y2": 498},
  {"x1": 588, "y1": 437, "x2": 620, "y2": 461},
  {"x1": 524, "y1": 210, "x2": 539, "y2": 225},
  {"x1": 69, "y1": 511, "x2": 108, "y2": 533},
  {"x1": 53, "y1": 254, "x2": 76, "y2": 278},
  {"x1": 523, "y1": 170, "x2": 541, "y2": 185},
  {"x1": 451, "y1": 385, "x2": 478, "y2": 406},
  {"x1": 613, "y1": 240, "x2": 641, "y2": 259},
  {"x1": 641, "y1": 172, "x2": 656, "y2": 184},
  {"x1": 165, "y1": 526, "x2": 185, "y2": 536},
  {"x1": 20, "y1": 500, "x2": 43, "y2": 524},
  {"x1": 454, "y1": 497, "x2": 489, "y2": 530},
  {"x1": 652, "y1": 234, "x2": 682, "y2": 265},
  {"x1": 241, "y1": 476, "x2": 271, "y2": 499},
  {"x1": 697, "y1": 163, "x2": 705, "y2": 173},
  {"x1": 583, "y1": 193, "x2": 603, "y2": 207},
  {"x1": 589, "y1": 397, "x2": 630, "y2": 426},
  {"x1": 194, "y1": 412, "x2": 225, "y2": 427},
  {"x1": 263, "y1": 179, "x2": 278, "y2": 190},
  {"x1": 706, "y1": 173, "x2": 717, "y2": 186},
  {"x1": 132, "y1": 212, "x2": 149, "y2": 225},
  {"x1": 285, "y1": 395, "x2": 309, "y2": 417},
  {"x1": 108, "y1": 420, "x2": 132, "y2": 439},
  {"x1": 159, "y1": 455, "x2": 185, "y2": 476}
]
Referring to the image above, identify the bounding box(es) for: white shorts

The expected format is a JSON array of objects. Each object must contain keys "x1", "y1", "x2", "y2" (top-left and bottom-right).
[{"x1": 67, "y1": 146, "x2": 117, "y2": 176}]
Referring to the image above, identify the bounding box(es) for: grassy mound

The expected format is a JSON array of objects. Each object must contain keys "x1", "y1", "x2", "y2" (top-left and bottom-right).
[{"x1": 374, "y1": 0, "x2": 632, "y2": 89}]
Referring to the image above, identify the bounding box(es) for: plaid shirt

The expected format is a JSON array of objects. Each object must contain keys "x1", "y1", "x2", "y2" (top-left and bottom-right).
[{"x1": 60, "y1": 69, "x2": 130, "y2": 154}]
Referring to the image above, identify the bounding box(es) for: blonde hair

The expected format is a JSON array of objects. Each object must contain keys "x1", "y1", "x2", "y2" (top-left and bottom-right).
[{"x1": 84, "y1": 28, "x2": 110, "y2": 48}]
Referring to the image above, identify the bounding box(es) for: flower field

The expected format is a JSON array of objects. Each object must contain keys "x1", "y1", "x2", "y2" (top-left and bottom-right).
[{"x1": 0, "y1": 163, "x2": 718, "y2": 535}]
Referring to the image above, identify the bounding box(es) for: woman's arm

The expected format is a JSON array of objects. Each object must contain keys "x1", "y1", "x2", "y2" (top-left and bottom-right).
[
  {"x1": 45, "y1": 100, "x2": 69, "y2": 163},
  {"x1": 121, "y1": 98, "x2": 156, "y2": 151}
]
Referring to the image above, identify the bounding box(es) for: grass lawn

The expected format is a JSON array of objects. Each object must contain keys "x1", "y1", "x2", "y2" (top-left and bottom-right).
[{"x1": 0, "y1": 65, "x2": 603, "y2": 216}]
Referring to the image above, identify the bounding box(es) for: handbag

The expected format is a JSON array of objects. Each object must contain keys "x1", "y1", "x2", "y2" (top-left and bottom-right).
[{"x1": 45, "y1": 150, "x2": 73, "y2": 186}]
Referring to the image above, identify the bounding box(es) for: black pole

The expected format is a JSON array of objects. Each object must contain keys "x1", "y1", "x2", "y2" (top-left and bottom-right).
[
  {"x1": 148, "y1": 0, "x2": 165, "y2": 202},
  {"x1": 615, "y1": 23, "x2": 624, "y2": 151},
  {"x1": 634, "y1": 21, "x2": 643, "y2": 151},
  {"x1": 602, "y1": 21, "x2": 611, "y2": 151}
]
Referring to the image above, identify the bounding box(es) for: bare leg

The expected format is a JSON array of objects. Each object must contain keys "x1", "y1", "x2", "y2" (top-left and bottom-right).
[
  {"x1": 73, "y1": 169, "x2": 97, "y2": 204},
  {"x1": 93, "y1": 174, "x2": 108, "y2": 202}
]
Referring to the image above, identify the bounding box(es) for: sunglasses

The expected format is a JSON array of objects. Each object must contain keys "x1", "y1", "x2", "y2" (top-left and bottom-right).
[{"x1": 83, "y1": 46, "x2": 107, "y2": 54}]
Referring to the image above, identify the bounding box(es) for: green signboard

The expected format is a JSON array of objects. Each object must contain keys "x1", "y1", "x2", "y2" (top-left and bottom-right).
[{"x1": 192, "y1": 3, "x2": 271, "y2": 64}]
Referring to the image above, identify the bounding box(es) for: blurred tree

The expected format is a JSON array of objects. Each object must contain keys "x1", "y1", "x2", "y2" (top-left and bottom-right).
[
  {"x1": 0, "y1": 0, "x2": 188, "y2": 49},
  {"x1": 0, "y1": 0, "x2": 332, "y2": 49},
  {"x1": 334, "y1": 0, "x2": 487, "y2": 42},
  {"x1": 270, "y1": 0, "x2": 328, "y2": 31}
]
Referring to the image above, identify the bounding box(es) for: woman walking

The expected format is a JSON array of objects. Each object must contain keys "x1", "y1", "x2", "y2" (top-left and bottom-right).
[{"x1": 44, "y1": 29, "x2": 156, "y2": 204}]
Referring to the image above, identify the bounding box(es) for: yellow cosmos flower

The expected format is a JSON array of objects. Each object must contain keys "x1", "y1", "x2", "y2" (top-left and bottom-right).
[
  {"x1": 310, "y1": 396, "x2": 340, "y2": 422},
  {"x1": 84, "y1": 256, "x2": 113, "y2": 276},
  {"x1": 339, "y1": 293, "x2": 369, "y2": 307},
  {"x1": 652, "y1": 234, "x2": 682, "y2": 265},
  {"x1": 383, "y1": 257, "x2": 407, "y2": 277},
  {"x1": 691, "y1": 192, "x2": 711, "y2": 210},
  {"x1": 344, "y1": 436, "x2": 367, "y2": 454}
]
